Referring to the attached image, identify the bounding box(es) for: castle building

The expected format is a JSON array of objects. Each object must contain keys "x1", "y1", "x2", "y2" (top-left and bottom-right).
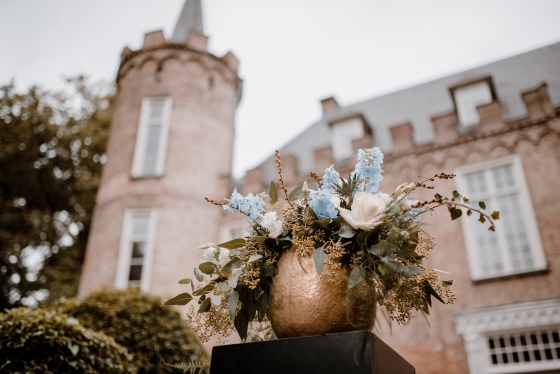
[
  {"x1": 234, "y1": 42, "x2": 560, "y2": 373},
  {"x1": 78, "y1": 0, "x2": 560, "y2": 371},
  {"x1": 78, "y1": 0, "x2": 241, "y2": 299}
]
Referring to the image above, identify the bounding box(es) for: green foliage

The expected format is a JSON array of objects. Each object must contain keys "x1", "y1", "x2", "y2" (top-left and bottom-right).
[
  {"x1": 0, "y1": 306, "x2": 135, "y2": 373},
  {"x1": 0, "y1": 77, "x2": 113, "y2": 308},
  {"x1": 59, "y1": 288, "x2": 207, "y2": 374},
  {"x1": 165, "y1": 361, "x2": 209, "y2": 374},
  {"x1": 169, "y1": 150, "x2": 501, "y2": 342}
]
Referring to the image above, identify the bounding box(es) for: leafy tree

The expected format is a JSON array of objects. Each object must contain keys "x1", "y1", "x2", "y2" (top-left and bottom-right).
[{"x1": 0, "y1": 76, "x2": 113, "y2": 309}]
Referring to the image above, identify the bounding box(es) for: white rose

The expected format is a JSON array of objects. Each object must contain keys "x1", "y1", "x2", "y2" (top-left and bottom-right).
[
  {"x1": 203, "y1": 246, "x2": 216, "y2": 261},
  {"x1": 338, "y1": 192, "x2": 387, "y2": 230},
  {"x1": 259, "y1": 211, "x2": 283, "y2": 238},
  {"x1": 218, "y1": 248, "x2": 231, "y2": 266}
]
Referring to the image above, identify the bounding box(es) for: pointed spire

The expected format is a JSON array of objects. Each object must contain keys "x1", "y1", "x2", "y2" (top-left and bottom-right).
[{"x1": 170, "y1": 0, "x2": 204, "y2": 43}]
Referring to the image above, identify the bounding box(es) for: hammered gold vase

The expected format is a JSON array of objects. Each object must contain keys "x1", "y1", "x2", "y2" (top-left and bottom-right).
[{"x1": 269, "y1": 249, "x2": 377, "y2": 339}]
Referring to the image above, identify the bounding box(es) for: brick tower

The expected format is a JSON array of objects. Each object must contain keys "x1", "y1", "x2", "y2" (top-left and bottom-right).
[{"x1": 78, "y1": 0, "x2": 241, "y2": 298}]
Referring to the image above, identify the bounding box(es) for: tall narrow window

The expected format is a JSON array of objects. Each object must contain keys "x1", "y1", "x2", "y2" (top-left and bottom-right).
[
  {"x1": 132, "y1": 97, "x2": 172, "y2": 177},
  {"x1": 331, "y1": 117, "x2": 365, "y2": 161},
  {"x1": 116, "y1": 210, "x2": 157, "y2": 290},
  {"x1": 452, "y1": 78, "x2": 495, "y2": 128},
  {"x1": 456, "y1": 156, "x2": 546, "y2": 280}
]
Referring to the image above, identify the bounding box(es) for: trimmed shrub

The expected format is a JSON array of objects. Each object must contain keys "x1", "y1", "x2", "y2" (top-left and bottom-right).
[
  {"x1": 0, "y1": 307, "x2": 135, "y2": 373},
  {"x1": 59, "y1": 288, "x2": 206, "y2": 374}
]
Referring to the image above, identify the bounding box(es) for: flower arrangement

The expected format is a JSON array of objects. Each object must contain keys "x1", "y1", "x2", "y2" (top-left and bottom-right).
[{"x1": 165, "y1": 148, "x2": 499, "y2": 342}]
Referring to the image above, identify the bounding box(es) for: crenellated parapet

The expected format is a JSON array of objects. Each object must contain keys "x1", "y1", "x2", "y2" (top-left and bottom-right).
[
  {"x1": 116, "y1": 29, "x2": 241, "y2": 97},
  {"x1": 250, "y1": 82, "x2": 559, "y2": 190}
]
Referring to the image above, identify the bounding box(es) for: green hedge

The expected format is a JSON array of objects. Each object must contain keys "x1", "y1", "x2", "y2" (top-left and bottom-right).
[
  {"x1": 59, "y1": 288, "x2": 206, "y2": 374},
  {"x1": 0, "y1": 307, "x2": 135, "y2": 373}
]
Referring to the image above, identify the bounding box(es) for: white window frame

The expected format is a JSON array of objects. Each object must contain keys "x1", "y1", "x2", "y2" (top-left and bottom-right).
[
  {"x1": 455, "y1": 299, "x2": 560, "y2": 374},
  {"x1": 115, "y1": 209, "x2": 157, "y2": 291},
  {"x1": 131, "y1": 97, "x2": 172, "y2": 177},
  {"x1": 331, "y1": 117, "x2": 365, "y2": 161},
  {"x1": 452, "y1": 79, "x2": 494, "y2": 128},
  {"x1": 456, "y1": 155, "x2": 546, "y2": 281}
]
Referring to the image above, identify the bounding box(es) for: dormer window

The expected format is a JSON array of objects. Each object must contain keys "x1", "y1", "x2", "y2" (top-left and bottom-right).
[
  {"x1": 451, "y1": 78, "x2": 495, "y2": 128},
  {"x1": 331, "y1": 116, "x2": 366, "y2": 161}
]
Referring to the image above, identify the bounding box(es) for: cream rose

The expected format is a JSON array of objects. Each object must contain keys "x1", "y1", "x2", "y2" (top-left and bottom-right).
[
  {"x1": 338, "y1": 192, "x2": 387, "y2": 230},
  {"x1": 218, "y1": 248, "x2": 231, "y2": 266},
  {"x1": 259, "y1": 211, "x2": 283, "y2": 238}
]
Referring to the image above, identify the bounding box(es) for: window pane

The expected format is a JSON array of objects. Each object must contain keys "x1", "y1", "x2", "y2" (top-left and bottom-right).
[
  {"x1": 128, "y1": 264, "x2": 143, "y2": 281},
  {"x1": 454, "y1": 81, "x2": 492, "y2": 126},
  {"x1": 331, "y1": 118, "x2": 364, "y2": 161},
  {"x1": 476, "y1": 221, "x2": 502, "y2": 274},
  {"x1": 465, "y1": 171, "x2": 486, "y2": 195},
  {"x1": 142, "y1": 124, "x2": 162, "y2": 175},
  {"x1": 132, "y1": 215, "x2": 150, "y2": 236},
  {"x1": 487, "y1": 328, "x2": 560, "y2": 368},
  {"x1": 149, "y1": 101, "x2": 164, "y2": 119},
  {"x1": 492, "y1": 164, "x2": 515, "y2": 191},
  {"x1": 497, "y1": 194, "x2": 533, "y2": 270},
  {"x1": 132, "y1": 242, "x2": 146, "y2": 258}
]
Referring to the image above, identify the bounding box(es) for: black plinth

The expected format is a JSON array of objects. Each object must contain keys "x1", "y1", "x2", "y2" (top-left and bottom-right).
[{"x1": 210, "y1": 330, "x2": 415, "y2": 374}]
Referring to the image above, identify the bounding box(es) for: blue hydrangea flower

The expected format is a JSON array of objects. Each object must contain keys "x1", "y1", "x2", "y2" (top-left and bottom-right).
[
  {"x1": 321, "y1": 165, "x2": 340, "y2": 192},
  {"x1": 353, "y1": 148, "x2": 384, "y2": 192},
  {"x1": 224, "y1": 189, "x2": 266, "y2": 222},
  {"x1": 308, "y1": 189, "x2": 338, "y2": 219}
]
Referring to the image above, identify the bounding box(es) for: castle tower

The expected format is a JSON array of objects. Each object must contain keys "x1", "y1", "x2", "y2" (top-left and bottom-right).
[{"x1": 78, "y1": 0, "x2": 241, "y2": 297}]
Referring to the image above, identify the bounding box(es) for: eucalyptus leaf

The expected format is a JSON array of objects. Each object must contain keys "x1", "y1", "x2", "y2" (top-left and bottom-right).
[
  {"x1": 197, "y1": 298, "x2": 211, "y2": 313},
  {"x1": 404, "y1": 265, "x2": 423, "y2": 278},
  {"x1": 288, "y1": 183, "x2": 304, "y2": 202},
  {"x1": 313, "y1": 217, "x2": 332, "y2": 229},
  {"x1": 348, "y1": 265, "x2": 366, "y2": 289},
  {"x1": 478, "y1": 201, "x2": 486, "y2": 210},
  {"x1": 312, "y1": 246, "x2": 328, "y2": 275},
  {"x1": 198, "y1": 262, "x2": 216, "y2": 275},
  {"x1": 210, "y1": 294, "x2": 222, "y2": 306},
  {"x1": 217, "y1": 238, "x2": 247, "y2": 249},
  {"x1": 228, "y1": 290, "x2": 239, "y2": 320},
  {"x1": 367, "y1": 241, "x2": 398, "y2": 257},
  {"x1": 269, "y1": 180, "x2": 278, "y2": 204},
  {"x1": 221, "y1": 257, "x2": 241, "y2": 272},
  {"x1": 252, "y1": 236, "x2": 268, "y2": 245},
  {"x1": 234, "y1": 310, "x2": 249, "y2": 341},
  {"x1": 257, "y1": 292, "x2": 269, "y2": 322},
  {"x1": 337, "y1": 222, "x2": 355, "y2": 238},
  {"x1": 193, "y1": 283, "x2": 215, "y2": 296},
  {"x1": 178, "y1": 278, "x2": 191, "y2": 284},
  {"x1": 248, "y1": 254, "x2": 263, "y2": 263},
  {"x1": 228, "y1": 272, "x2": 241, "y2": 288},
  {"x1": 491, "y1": 210, "x2": 500, "y2": 220},
  {"x1": 163, "y1": 293, "x2": 193, "y2": 306},
  {"x1": 194, "y1": 268, "x2": 203, "y2": 282}
]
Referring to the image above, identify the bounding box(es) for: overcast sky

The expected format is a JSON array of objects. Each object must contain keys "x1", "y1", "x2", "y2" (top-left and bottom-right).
[{"x1": 2, "y1": 0, "x2": 560, "y2": 177}]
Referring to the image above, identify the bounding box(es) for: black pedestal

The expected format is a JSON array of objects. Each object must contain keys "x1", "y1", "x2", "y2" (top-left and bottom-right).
[{"x1": 210, "y1": 330, "x2": 415, "y2": 374}]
